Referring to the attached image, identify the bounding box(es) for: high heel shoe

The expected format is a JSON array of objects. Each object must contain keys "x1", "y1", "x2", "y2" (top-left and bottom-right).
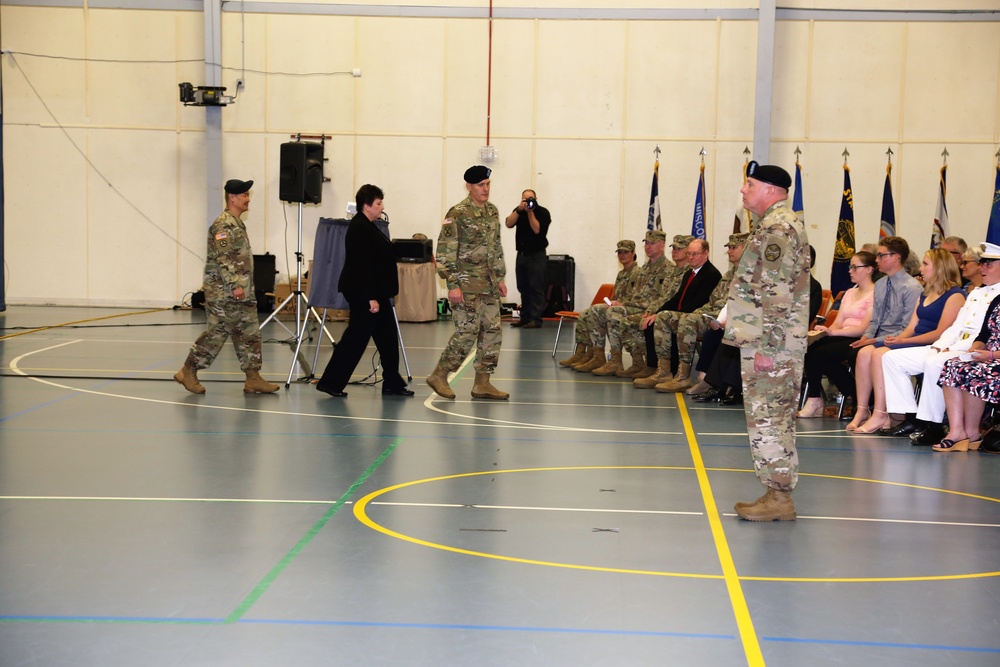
[
  {"x1": 933, "y1": 438, "x2": 970, "y2": 452},
  {"x1": 845, "y1": 406, "x2": 871, "y2": 431},
  {"x1": 797, "y1": 398, "x2": 825, "y2": 418},
  {"x1": 855, "y1": 409, "x2": 892, "y2": 434}
]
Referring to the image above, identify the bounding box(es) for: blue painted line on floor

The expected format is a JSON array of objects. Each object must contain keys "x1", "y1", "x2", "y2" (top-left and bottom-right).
[
  {"x1": 762, "y1": 635, "x2": 1000, "y2": 653},
  {"x1": 0, "y1": 615, "x2": 224, "y2": 624},
  {"x1": 236, "y1": 618, "x2": 735, "y2": 639},
  {"x1": 3, "y1": 613, "x2": 997, "y2": 653}
]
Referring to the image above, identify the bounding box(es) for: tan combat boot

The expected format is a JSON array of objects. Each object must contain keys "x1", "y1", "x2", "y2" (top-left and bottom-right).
[
  {"x1": 471, "y1": 372, "x2": 509, "y2": 400},
  {"x1": 174, "y1": 363, "x2": 206, "y2": 394},
  {"x1": 634, "y1": 358, "x2": 672, "y2": 388},
  {"x1": 244, "y1": 370, "x2": 280, "y2": 394},
  {"x1": 574, "y1": 347, "x2": 606, "y2": 372},
  {"x1": 592, "y1": 351, "x2": 623, "y2": 376},
  {"x1": 632, "y1": 364, "x2": 656, "y2": 380},
  {"x1": 426, "y1": 364, "x2": 456, "y2": 399},
  {"x1": 616, "y1": 352, "x2": 646, "y2": 378},
  {"x1": 559, "y1": 343, "x2": 589, "y2": 368},
  {"x1": 655, "y1": 362, "x2": 693, "y2": 393},
  {"x1": 735, "y1": 488, "x2": 796, "y2": 521}
]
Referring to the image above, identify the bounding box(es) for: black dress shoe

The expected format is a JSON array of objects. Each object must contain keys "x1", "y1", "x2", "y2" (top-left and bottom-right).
[
  {"x1": 911, "y1": 424, "x2": 946, "y2": 446},
  {"x1": 316, "y1": 384, "x2": 348, "y2": 397},
  {"x1": 692, "y1": 388, "x2": 723, "y2": 402},
  {"x1": 510, "y1": 320, "x2": 524, "y2": 327},
  {"x1": 520, "y1": 320, "x2": 541, "y2": 329},
  {"x1": 382, "y1": 387, "x2": 415, "y2": 396},
  {"x1": 720, "y1": 389, "x2": 743, "y2": 406},
  {"x1": 886, "y1": 420, "x2": 920, "y2": 437}
]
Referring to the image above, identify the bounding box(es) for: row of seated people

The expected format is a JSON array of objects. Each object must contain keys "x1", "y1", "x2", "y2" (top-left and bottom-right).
[
  {"x1": 796, "y1": 234, "x2": 1000, "y2": 452},
  {"x1": 558, "y1": 229, "x2": 758, "y2": 402}
]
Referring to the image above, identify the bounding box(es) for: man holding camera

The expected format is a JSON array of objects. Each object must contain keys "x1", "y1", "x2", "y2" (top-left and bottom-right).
[{"x1": 505, "y1": 189, "x2": 552, "y2": 329}]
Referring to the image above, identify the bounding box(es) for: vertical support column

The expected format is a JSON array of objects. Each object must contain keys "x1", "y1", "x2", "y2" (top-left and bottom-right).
[
  {"x1": 205, "y1": 0, "x2": 224, "y2": 223},
  {"x1": 753, "y1": 0, "x2": 776, "y2": 164}
]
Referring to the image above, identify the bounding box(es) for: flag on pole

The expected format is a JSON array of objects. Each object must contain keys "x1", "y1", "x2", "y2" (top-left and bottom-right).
[
  {"x1": 987, "y1": 161, "x2": 1000, "y2": 246},
  {"x1": 830, "y1": 164, "x2": 856, "y2": 296},
  {"x1": 879, "y1": 162, "x2": 896, "y2": 239},
  {"x1": 647, "y1": 159, "x2": 661, "y2": 231},
  {"x1": 931, "y1": 164, "x2": 949, "y2": 248},
  {"x1": 792, "y1": 159, "x2": 805, "y2": 224},
  {"x1": 691, "y1": 163, "x2": 706, "y2": 239}
]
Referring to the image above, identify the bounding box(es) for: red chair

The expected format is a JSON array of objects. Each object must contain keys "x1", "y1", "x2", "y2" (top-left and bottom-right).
[{"x1": 551, "y1": 284, "x2": 614, "y2": 357}]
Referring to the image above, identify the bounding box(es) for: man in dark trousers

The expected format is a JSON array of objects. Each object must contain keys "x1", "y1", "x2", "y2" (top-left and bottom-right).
[
  {"x1": 505, "y1": 188, "x2": 552, "y2": 329},
  {"x1": 634, "y1": 238, "x2": 722, "y2": 388}
]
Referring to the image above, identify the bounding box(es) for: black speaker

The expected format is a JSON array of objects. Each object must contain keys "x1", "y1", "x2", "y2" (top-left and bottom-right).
[
  {"x1": 279, "y1": 142, "x2": 324, "y2": 203},
  {"x1": 392, "y1": 238, "x2": 433, "y2": 263}
]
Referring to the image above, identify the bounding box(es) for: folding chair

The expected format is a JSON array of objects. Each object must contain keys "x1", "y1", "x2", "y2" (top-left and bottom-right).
[{"x1": 551, "y1": 283, "x2": 614, "y2": 357}]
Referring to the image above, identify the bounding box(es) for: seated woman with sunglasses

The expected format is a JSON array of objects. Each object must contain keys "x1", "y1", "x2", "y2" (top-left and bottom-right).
[
  {"x1": 846, "y1": 248, "x2": 965, "y2": 432},
  {"x1": 798, "y1": 251, "x2": 876, "y2": 418}
]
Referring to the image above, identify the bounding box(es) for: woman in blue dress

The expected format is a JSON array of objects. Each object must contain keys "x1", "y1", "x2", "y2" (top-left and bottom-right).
[{"x1": 849, "y1": 248, "x2": 965, "y2": 433}]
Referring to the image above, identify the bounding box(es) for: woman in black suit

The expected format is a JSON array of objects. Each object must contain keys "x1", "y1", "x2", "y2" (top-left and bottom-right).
[{"x1": 316, "y1": 184, "x2": 413, "y2": 397}]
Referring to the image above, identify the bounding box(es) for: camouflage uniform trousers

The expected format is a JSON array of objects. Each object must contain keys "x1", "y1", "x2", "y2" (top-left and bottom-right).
[
  {"x1": 189, "y1": 298, "x2": 263, "y2": 372},
  {"x1": 604, "y1": 305, "x2": 644, "y2": 352},
  {"x1": 739, "y1": 347, "x2": 804, "y2": 492},
  {"x1": 619, "y1": 312, "x2": 650, "y2": 356},
  {"x1": 574, "y1": 305, "x2": 597, "y2": 345},
  {"x1": 438, "y1": 293, "x2": 502, "y2": 374},
  {"x1": 653, "y1": 312, "x2": 710, "y2": 366}
]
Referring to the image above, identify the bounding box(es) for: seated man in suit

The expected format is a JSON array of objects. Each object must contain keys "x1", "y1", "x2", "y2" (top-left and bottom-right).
[
  {"x1": 652, "y1": 233, "x2": 747, "y2": 392},
  {"x1": 632, "y1": 238, "x2": 722, "y2": 388}
]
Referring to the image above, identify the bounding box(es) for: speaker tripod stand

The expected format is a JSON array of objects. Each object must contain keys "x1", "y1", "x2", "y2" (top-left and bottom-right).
[{"x1": 259, "y1": 201, "x2": 336, "y2": 387}]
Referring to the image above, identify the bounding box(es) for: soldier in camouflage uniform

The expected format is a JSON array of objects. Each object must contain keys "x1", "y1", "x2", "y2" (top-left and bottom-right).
[
  {"x1": 652, "y1": 233, "x2": 748, "y2": 393},
  {"x1": 427, "y1": 165, "x2": 509, "y2": 400},
  {"x1": 627, "y1": 235, "x2": 693, "y2": 381},
  {"x1": 559, "y1": 239, "x2": 640, "y2": 367},
  {"x1": 578, "y1": 230, "x2": 671, "y2": 374},
  {"x1": 724, "y1": 162, "x2": 809, "y2": 521},
  {"x1": 175, "y1": 179, "x2": 280, "y2": 394}
]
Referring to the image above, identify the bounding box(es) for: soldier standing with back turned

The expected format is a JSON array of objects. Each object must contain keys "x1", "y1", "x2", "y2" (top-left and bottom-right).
[
  {"x1": 426, "y1": 165, "x2": 510, "y2": 400},
  {"x1": 724, "y1": 162, "x2": 809, "y2": 521}
]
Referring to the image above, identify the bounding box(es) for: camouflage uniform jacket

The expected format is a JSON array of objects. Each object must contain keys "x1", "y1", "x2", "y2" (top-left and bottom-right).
[
  {"x1": 647, "y1": 262, "x2": 689, "y2": 313},
  {"x1": 724, "y1": 200, "x2": 809, "y2": 357},
  {"x1": 693, "y1": 264, "x2": 736, "y2": 318},
  {"x1": 203, "y1": 209, "x2": 255, "y2": 302},
  {"x1": 613, "y1": 263, "x2": 642, "y2": 302},
  {"x1": 436, "y1": 196, "x2": 506, "y2": 295},
  {"x1": 628, "y1": 255, "x2": 672, "y2": 311}
]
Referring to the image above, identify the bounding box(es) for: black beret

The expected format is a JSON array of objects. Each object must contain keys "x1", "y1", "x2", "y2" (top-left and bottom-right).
[
  {"x1": 746, "y1": 161, "x2": 791, "y2": 190},
  {"x1": 224, "y1": 179, "x2": 253, "y2": 195},
  {"x1": 463, "y1": 165, "x2": 492, "y2": 184}
]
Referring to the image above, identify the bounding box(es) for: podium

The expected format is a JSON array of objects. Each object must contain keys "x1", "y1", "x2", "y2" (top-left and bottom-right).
[{"x1": 395, "y1": 263, "x2": 437, "y2": 322}]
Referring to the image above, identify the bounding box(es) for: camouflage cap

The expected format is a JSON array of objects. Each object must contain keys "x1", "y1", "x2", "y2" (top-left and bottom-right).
[
  {"x1": 644, "y1": 229, "x2": 667, "y2": 243},
  {"x1": 616, "y1": 239, "x2": 636, "y2": 253},
  {"x1": 464, "y1": 165, "x2": 492, "y2": 184},
  {"x1": 725, "y1": 232, "x2": 750, "y2": 248},
  {"x1": 670, "y1": 234, "x2": 695, "y2": 249}
]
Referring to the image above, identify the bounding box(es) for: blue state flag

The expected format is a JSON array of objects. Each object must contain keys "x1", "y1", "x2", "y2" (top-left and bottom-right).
[
  {"x1": 792, "y1": 160, "x2": 804, "y2": 224},
  {"x1": 647, "y1": 159, "x2": 661, "y2": 231},
  {"x1": 986, "y1": 163, "x2": 1000, "y2": 246},
  {"x1": 691, "y1": 164, "x2": 706, "y2": 239},
  {"x1": 830, "y1": 164, "x2": 856, "y2": 296},
  {"x1": 880, "y1": 163, "x2": 896, "y2": 239}
]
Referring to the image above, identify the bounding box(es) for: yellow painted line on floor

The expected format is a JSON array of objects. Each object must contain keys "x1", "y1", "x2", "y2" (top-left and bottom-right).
[
  {"x1": 0, "y1": 308, "x2": 169, "y2": 340},
  {"x1": 675, "y1": 394, "x2": 765, "y2": 667}
]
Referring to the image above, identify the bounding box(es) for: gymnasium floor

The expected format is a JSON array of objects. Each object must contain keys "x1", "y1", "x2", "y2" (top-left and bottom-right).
[{"x1": 1, "y1": 305, "x2": 999, "y2": 666}]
